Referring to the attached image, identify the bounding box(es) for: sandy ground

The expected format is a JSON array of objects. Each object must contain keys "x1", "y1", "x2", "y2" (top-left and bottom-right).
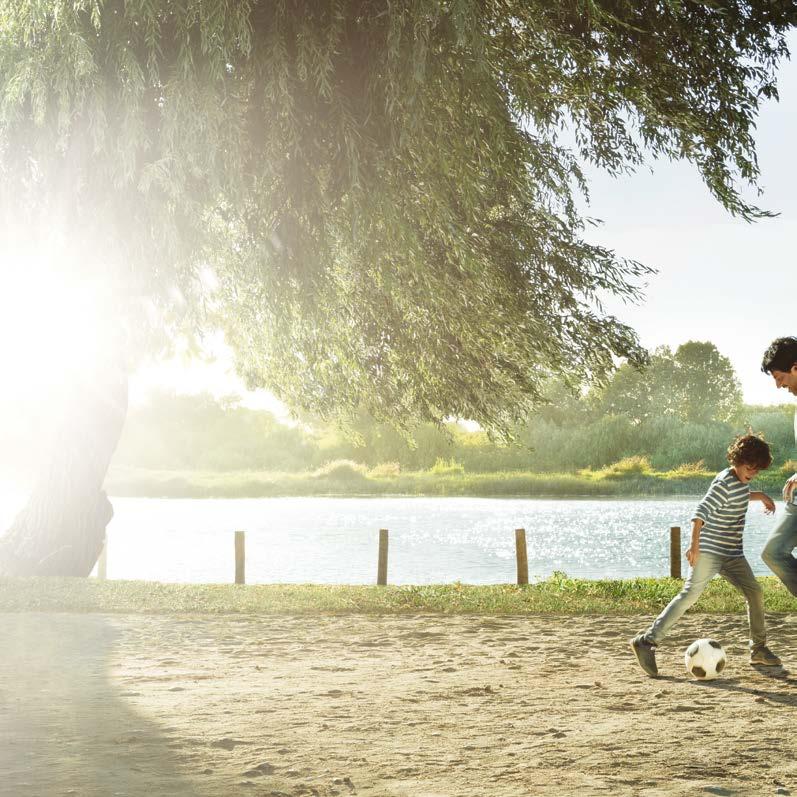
[{"x1": 3, "y1": 612, "x2": 797, "y2": 797}]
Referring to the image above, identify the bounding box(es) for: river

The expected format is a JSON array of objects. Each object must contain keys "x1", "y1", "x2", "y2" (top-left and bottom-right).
[{"x1": 1, "y1": 495, "x2": 788, "y2": 584}]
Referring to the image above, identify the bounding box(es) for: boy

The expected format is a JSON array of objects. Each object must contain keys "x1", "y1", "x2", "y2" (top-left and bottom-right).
[{"x1": 631, "y1": 433, "x2": 780, "y2": 677}]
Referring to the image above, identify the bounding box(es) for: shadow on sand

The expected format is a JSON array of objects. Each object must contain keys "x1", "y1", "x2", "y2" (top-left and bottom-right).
[
  {"x1": 688, "y1": 665, "x2": 797, "y2": 707},
  {"x1": 0, "y1": 613, "x2": 199, "y2": 796}
]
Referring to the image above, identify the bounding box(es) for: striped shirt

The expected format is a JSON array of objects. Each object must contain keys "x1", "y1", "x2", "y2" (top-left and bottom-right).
[{"x1": 692, "y1": 468, "x2": 749, "y2": 557}]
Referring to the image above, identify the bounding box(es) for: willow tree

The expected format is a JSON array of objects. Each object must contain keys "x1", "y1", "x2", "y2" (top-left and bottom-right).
[{"x1": 0, "y1": 1, "x2": 793, "y2": 576}]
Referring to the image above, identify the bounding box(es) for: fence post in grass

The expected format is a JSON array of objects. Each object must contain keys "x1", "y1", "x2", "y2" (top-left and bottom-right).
[
  {"x1": 377, "y1": 528, "x2": 389, "y2": 586},
  {"x1": 235, "y1": 530, "x2": 246, "y2": 585},
  {"x1": 97, "y1": 539, "x2": 107, "y2": 581},
  {"x1": 670, "y1": 526, "x2": 681, "y2": 579},
  {"x1": 515, "y1": 528, "x2": 529, "y2": 585}
]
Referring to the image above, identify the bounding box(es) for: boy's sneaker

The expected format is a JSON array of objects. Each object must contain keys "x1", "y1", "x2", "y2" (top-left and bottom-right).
[
  {"x1": 630, "y1": 633, "x2": 658, "y2": 677},
  {"x1": 750, "y1": 644, "x2": 782, "y2": 666}
]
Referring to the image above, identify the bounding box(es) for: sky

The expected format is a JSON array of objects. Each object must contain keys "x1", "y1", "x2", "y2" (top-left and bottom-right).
[
  {"x1": 131, "y1": 32, "x2": 797, "y2": 413},
  {"x1": 584, "y1": 33, "x2": 797, "y2": 407}
]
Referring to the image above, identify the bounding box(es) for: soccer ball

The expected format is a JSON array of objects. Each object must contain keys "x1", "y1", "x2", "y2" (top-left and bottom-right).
[{"x1": 684, "y1": 638, "x2": 726, "y2": 680}]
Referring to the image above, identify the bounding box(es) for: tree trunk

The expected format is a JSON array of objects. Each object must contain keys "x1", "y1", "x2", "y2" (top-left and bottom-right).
[{"x1": 0, "y1": 364, "x2": 128, "y2": 577}]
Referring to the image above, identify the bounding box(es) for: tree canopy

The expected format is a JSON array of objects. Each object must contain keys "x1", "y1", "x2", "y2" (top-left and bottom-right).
[
  {"x1": 593, "y1": 341, "x2": 744, "y2": 425},
  {"x1": 1, "y1": 1, "x2": 794, "y2": 433}
]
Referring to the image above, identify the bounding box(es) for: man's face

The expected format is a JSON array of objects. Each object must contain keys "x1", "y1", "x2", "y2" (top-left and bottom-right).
[{"x1": 771, "y1": 364, "x2": 797, "y2": 396}]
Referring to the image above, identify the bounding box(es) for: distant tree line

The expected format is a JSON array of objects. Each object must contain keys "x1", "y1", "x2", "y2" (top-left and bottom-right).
[{"x1": 101, "y1": 342, "x2": 796, "y2": 474}]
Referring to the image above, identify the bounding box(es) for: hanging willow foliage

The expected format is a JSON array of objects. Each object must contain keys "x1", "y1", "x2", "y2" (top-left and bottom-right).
[{"x1": 0, "y1": 1, "x2": 793, "y2": 432}]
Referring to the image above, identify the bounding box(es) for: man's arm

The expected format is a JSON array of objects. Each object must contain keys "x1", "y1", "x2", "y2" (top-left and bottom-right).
[{"x1": 788, "y1": 411, "x2": 797, "y2": 502}]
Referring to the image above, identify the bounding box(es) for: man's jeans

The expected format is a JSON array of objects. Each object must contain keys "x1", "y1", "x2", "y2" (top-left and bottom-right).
[
  {"x1": 762, "y1": 504, "x2": 797, "y2": 596},
  {"x1": 645, "y1": 551, "x2": 765, "y2": 648}
]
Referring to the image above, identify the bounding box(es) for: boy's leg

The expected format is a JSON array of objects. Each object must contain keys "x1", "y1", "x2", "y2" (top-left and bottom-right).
[
  {"x1": 645, "y1": 552, "x2": 722, "y2": 644},
  {"x1": 719, "y1": 556, "x2": 765, "y2": 647},
  {"x1": 720, "y1": 556, "x2": 781, "y2": 665},
  {"x1": 762, "y1": 505, "x2": 797, "y2": 596},
  {"x1": 631, "y1": 554, "x2": 721, "y2": 677}
]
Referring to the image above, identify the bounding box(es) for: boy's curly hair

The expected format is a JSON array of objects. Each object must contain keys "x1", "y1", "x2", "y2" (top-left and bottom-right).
[{"x1": 727, "y1": 434, "x2": 772, "y2": 469}]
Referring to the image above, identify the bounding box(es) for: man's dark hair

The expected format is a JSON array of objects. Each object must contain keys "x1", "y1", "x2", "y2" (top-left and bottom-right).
[
  {"x1": 727, "y1": 434, "x2": 772, "y2": 469},
  {"x1": 761, "y1": 337, "x2": 797, "y2": 374}
]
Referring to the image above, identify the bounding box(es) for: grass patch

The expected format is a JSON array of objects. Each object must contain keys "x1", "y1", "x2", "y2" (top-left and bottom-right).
[{"x1": 3, "y1": 575, "x2": 797, "y2": 615}]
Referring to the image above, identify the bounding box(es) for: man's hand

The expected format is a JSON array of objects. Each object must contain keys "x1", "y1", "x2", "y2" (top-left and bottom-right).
[
  {"x1": 783, "y1": 473, "x2": 797, "y2": 503},
  {"x1": 685, "y1": 545, "x2": 699, "y2": 567}
]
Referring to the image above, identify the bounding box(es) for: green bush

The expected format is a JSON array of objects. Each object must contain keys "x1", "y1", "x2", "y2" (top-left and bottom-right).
[
  {"x1": 665, "y1": 460, "x2": 707, "y2": 477},
  {"x1": 587, "y1": 456, "x2": 652, "y2": 480},
  {"x1": 429, "y1": 457, "x2": 465, "y2": 475},
  {"x1": 312, "y1": 460, "x2": 368, "y2": 480},
  {"x1": 369, "y1": 461, "x2": 401, "y2": 478}
]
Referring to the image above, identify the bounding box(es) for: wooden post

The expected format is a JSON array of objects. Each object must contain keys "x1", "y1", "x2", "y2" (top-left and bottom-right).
[
  {"x1": 515, "y1": 528, "x2": 529, "y2": 585},
  {"x1": 670, "y1": 526, "x2": 681, "y2": 579},
  {"x1": 97, "y1": 539, "x2": 107, "y2": 581},
  {"x1": 377, "y1": 529, "x2": 389, "y2": 585},
  {"x1": 235, "y1": 530, "x2": 246, "y2": 585}
]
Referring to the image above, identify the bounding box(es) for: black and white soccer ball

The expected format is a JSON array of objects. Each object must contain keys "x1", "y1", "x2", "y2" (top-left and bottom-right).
[{"x1": 684, "y1": 638, "x2": 726, "y2": 680}]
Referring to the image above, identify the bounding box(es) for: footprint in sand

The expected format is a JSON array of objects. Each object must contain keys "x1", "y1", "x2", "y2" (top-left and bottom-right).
[
  {"x1": 606, "y1": 701, "x2": 637, "y2": 712},
  {"x1": 666, "y1": 704, "x2": 709, "y2": 713},
  {"x1": 211, "y1": 737, "x2": 250, "y2": 750},
  {"x1": 242, "y1": 762, "x2": 275, "y2": 777},
  {"x1": 458, "y1": 685, "x2": 495, "y2": 696}
]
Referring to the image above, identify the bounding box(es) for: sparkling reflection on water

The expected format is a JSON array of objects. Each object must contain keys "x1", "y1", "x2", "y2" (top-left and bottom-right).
[{"x1": 0, "y1": 495, "x2": 788, "y2": 584}]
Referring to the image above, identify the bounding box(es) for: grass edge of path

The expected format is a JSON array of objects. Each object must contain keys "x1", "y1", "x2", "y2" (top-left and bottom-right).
[{"x1": 3, "y1": 575, "x2": 797, "y2": 616}]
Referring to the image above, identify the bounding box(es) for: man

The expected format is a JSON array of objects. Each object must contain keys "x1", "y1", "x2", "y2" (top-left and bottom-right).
[{"x1": 760, "y1": 337, "x2": 797, "y2": 593}]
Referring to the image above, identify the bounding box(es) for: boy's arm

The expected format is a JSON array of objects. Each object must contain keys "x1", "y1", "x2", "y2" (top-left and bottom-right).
[
  {"x1": 750, "y1": 491, "x2": 776, "y2": 514},
  {"x1": 686, "y1": 519, "x2": 702, "y2": 566},
  {"x1": 687, "y1": 478, "x2": 727, "y2": 567},
  {"x1": 692, "y1": 479, "x2": 728, "y2": 527}
]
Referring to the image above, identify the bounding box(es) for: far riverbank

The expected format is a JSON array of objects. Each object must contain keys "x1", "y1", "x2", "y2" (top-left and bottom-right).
[{"x1": 104, "y1": 463, "x2": 794, "y2": 499}]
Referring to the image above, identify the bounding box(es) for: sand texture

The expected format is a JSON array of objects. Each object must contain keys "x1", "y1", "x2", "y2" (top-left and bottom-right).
[{"x1": 2, "y1": 611, "x2": 797, "y2": 796}]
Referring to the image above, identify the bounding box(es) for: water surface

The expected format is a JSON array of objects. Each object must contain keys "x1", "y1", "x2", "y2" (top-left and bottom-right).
[{"x1": 2, "y1": 495, "x2": 785, "y2": 584}]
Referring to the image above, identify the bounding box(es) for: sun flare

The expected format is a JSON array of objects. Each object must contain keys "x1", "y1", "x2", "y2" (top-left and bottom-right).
[{"x1": 0, "y1": 235, "x2": 113, "y2": 404}]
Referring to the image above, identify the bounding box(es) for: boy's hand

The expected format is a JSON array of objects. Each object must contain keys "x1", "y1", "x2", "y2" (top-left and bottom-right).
[
  {"x1": 685, "y1": 545, "x2": 699, "y2": 567},
  {"x1": 760, "y1": 493, "x2": 776, "y2": 514}
]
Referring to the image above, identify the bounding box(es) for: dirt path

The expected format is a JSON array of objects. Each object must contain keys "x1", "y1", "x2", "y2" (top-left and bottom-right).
[{"x1": 2, "y1": 611, "x2": 797, "y2": 796}]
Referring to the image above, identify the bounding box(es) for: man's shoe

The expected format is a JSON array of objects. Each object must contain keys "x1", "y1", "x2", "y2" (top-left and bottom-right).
[
  {"x1": 630, "y1": 633, "x2": 658, "y2": 677},
  {"x1": 750, "y1": 644, "x2": 782, "y2": 666}
]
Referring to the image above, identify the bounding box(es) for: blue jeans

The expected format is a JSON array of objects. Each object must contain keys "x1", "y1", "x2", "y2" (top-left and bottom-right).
[
  {"x1": 762, "y1": 504, "x2": 797, "y2": 596},
  {"x1": 645, "y1": 551, "x2": 765, "y2": 648}
]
